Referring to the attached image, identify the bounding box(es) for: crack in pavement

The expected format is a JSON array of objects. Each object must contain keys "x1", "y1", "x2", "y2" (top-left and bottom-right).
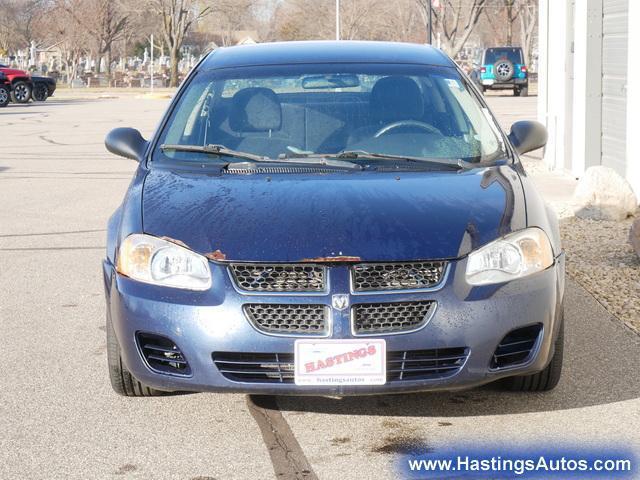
[
  {"x1": 247, "y1": 395, "x2": 318, "y2": 480},
  {"x1": 0, "y1": 229, "x2": 106, "y2": 238}
]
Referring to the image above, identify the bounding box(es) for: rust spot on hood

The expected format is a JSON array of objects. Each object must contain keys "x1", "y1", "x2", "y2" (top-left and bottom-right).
[
  {"x1": 301, "y1": 255, "x2": 361, "y2": 263},
  {"x1": 205, "y1": 249, "x2": 227, "y2": 261}
]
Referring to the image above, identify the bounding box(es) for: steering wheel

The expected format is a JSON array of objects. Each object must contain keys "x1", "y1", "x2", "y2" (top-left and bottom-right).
[{"x1": 374, "y1": 120, "x2": 442, "y2": 138}]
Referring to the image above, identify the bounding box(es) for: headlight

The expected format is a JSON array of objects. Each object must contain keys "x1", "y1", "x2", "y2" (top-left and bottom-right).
[
  {"x1": 116, "y1": 234, "x2": 211, "y2": 291},
  {"x1": 465, "y1": 228, "x2": 554, "y2": 286}
]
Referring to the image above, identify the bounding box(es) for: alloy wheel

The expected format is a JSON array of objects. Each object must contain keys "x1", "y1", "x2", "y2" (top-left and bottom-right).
[{"x1": 14, "y1": 83, "x2": 29, "y2": 102}]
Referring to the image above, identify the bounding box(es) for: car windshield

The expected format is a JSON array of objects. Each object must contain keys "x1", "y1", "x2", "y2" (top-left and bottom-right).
[
  {"x1": 155, "y1": 63, "x2": 507, "y2": 166},
  {"x1": 484, "y1": 48, "x2": 523, "y2": 65}
]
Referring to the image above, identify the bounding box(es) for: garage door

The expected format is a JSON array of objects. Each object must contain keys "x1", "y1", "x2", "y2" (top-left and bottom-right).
[{"x1": 601, "y1": 0, "x2": 628, "y2": 174}]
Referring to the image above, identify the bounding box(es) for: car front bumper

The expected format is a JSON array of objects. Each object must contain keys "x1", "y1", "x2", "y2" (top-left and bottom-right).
[{"x1": 103, "y1": 255, "x2": 565, "y2": 396}]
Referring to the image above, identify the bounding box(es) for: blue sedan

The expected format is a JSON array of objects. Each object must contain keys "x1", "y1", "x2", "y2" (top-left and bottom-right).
[{"x1": 103, "y1": 41, "x2": 564, "y2": 396}]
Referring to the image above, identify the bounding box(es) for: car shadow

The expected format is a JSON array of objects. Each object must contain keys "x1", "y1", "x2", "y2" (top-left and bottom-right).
[{"x1": 271, "y1": 279, "x2": 640, "y2": 417}]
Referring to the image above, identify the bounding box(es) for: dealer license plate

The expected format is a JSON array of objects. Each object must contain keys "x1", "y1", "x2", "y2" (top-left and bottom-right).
[{"x1": 294, "y1": 339, "x2": 386, "y2": 386}]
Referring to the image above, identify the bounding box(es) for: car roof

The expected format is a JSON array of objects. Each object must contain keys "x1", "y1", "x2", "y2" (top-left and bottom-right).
[{"x1": 200, "y1": 41, "x2": 454, "y2": 70}]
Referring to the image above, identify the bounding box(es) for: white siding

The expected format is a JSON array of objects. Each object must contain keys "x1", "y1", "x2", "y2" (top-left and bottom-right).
[{"x1": 601, "y1": 0, "x2": 628, "y2": 174}]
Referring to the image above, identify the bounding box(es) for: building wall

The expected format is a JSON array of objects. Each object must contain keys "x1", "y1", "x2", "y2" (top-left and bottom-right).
[
  {"x1": 601, "y1": 0, "x2": 628, "y2": 174},
  {"x1": 538, "y1": 0, "x2": 638, "y2": 198}
]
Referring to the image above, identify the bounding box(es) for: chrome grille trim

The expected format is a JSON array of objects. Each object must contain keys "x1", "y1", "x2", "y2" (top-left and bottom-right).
[
  {"x1": 351, "y1": 300, "x2": 436, "y2": 336},
  {"x1": 243, "y1": 304, "x2": 330, "y2": 336},
  {"x1": 351, "y1": 262, "x2": 447, "y2": 292},
  {"x1": 229, "y1": 263, "x2": 326, "y2": 292}
]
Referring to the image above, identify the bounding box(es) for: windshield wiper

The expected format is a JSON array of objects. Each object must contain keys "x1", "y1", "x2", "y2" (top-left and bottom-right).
[
  {"x1": 161, "y1": 144, "x2": 362, "y2": 170},
  {"x1": 161, "y1": 144, "x2": 268, "y2": 163},
  {"x1": 332, "y1": 150, "x2": 474, "y2": 170}
]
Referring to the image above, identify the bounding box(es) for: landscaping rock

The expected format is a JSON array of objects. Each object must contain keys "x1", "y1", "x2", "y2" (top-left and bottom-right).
[
  {"x1": 572, "y1": 166, "x2": 638, "y2": 220},
  {"x1": 630, "y1": 217, "x2": 640, "y2": 258}
]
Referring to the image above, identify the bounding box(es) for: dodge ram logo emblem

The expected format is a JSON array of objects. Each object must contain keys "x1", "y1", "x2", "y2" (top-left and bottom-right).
[{"x1": 332, "y1": 294, "x2": 349, "y2": 311}]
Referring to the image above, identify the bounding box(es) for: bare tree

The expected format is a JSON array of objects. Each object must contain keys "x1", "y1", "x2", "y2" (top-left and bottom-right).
[
  {"x1": 503, "y1": 0, "x2": 518, "y2": 45},
  {"x1": 0, "y1": 0, "x2": 47, "y2": 56},
  {"x1": 149, "y1": 0, "x2": 211, "y2": 87},
  {"x1": 415, "y1": 0, "x2": 488, "y2": 58},
  {"x1": 210, "y1": 0, "x2": 256, "y2": 46},
  {"x1": 518, "y1": 0, "x2": 537, "y2": 66},
  {"x1": 41, "y1": 0, "x2": 90, "y2": 83},
  {"x1": 373, "y1": 0, "x2": 424, "y2": 43},
  {"x1": 271, "y1": 0, "x2": 333, "y2": 40},
  {"x1": 269, "y1": 0, "x2": 411, "y2": 42},
  {"x1": 339, "y1": 0, "x2": 386, "y2": 40},
  {"x1": 62, "y1": 0, "x2": 129, "y2": 75}
]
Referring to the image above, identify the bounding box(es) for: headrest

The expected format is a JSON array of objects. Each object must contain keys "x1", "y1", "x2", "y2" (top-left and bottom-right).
[
  {"x1": 370, "y1": 76, "x2": 424, "y2": 122},
  {"x1": 229, "y1": 87, "x2": 282, "y2": 132}
]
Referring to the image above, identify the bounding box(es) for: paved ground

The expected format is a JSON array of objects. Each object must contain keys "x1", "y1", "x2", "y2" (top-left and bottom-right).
[{"x1": 1, "y1": 94, "x2": 638, "y2": 480}]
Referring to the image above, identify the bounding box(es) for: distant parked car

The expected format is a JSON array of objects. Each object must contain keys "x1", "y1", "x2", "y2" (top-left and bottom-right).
[
  {"x1": 0, "y1": 64, "x2": 32, "y2": 103},
  {"x1": 31, "y1": 75, "x2": 57, "y2": 101},
  {"x1": 0, "y1": 71, "x2": 10, "y2": 108},
  {"x1": 0, "y1": 65, "x2": 57, "y2": 103},
  {"x1": 471, "y1": 47, "x2": 529, "y2": 96}
]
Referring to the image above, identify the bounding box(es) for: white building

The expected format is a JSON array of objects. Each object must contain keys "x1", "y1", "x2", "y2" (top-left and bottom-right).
[{"x1": 538, "y1": 0, "x2": 639, "y2": 196}]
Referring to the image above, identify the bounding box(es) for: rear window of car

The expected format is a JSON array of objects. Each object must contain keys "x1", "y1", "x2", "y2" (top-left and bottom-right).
[{"x1": 484, "y1": 48, "x2": 523, "y2": 65}]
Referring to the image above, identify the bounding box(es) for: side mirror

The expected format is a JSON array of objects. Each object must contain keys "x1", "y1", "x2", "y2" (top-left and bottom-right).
[
  {"x1": 508, "y1": 120, "x2": 548, "y2": 155},
  {"x1": 105, "y1": 128, "x2": 149, "y2": 162}
]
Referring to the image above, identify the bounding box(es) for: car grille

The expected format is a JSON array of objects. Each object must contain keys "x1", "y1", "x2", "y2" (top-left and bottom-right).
[
  {"x1": 351, "y1": 262, "x2": 446, "y2": 291},
  {"x1": 352, "y1": 301, "x2": 435, "y2": 335},
  {"x1": 230, "y1": 263, "x2": 326, "y2": 292},
  {"x1": 491, "y1": 324, "x2": 542, "y2": 369},
  {"x1": 213, "y1": 352, "x2": 295, "y2": 383},
  {"x1": 137, "y1": 332, "x2": 191, "y2": 375},
  {"x1": 387, "y1": 348, "x2": 468, "y2": 380},
  {"x1": 212, "y1": 347, "x2": 468, "y2": 384},
  {"x1": 244, "y1": 303, "x2": 329, "y2": 335}
]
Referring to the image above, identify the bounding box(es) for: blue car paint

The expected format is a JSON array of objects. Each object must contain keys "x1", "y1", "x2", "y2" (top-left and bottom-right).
[
  {"x1": 103, "y1": 41, "x2": 564, "y2": 395},
  {"x1": 140, "y1": 166, "x2": 527, "y2": 262}
]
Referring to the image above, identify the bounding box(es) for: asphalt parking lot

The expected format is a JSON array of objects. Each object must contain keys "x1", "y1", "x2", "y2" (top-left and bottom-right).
[{"x1": 1, "y1": 93, "x2": 639, "y2": 480}]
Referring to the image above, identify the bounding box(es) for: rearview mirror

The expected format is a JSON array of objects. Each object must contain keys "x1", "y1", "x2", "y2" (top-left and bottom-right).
[
  {"x1": 105, "y1": 128, "x2": 149, "y2": 162},
  {"x1": 508, "y1": 121, "x2": 548, "y2": 155},
  {"x1": 301, "y1": 74, "x2": 360, "y2": 89}
]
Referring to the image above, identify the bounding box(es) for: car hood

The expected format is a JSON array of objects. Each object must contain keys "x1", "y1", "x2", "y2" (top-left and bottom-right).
[
  {"x1": 142, "y1": 166, "x2": 526, "y2": 262},
  {"x1": 0, "y1": 67, "x2": 29, "y2": 77}
]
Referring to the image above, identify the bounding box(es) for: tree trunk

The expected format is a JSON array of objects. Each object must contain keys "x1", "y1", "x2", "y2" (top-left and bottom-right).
[
  {"x1": 506, "y1": 2, "x2": 513, "y2": 44},
  {"x1": 519, "y1": 2, "x2": 537, "y2": 66},
  {"x1": 169, "y1": 46, "x2": 179, "y2": 87}
]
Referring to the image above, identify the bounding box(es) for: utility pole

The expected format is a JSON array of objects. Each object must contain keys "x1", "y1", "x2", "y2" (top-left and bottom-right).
[{"x1": 336, "y1": 0, "x2": 340, "y2": 40}]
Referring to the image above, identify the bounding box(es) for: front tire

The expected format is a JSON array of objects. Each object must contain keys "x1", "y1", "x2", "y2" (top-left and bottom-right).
[
  {"x1": 504, "y1": 312, "x2": 564, "y2": 392},
  {"x1": 0, "y1": 85, "x2": 9, "y2": 107},
  {"x1": 106, "y1": 315, "x2": 165, "y2": 397},
  {"x1": 11, "y1": 81, "x2": 32, "y2": 103}
]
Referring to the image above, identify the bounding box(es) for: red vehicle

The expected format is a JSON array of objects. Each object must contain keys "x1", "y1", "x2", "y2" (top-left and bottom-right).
[{"x1": 0, "y1": 65, "x2": 32, "y2": 103}]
